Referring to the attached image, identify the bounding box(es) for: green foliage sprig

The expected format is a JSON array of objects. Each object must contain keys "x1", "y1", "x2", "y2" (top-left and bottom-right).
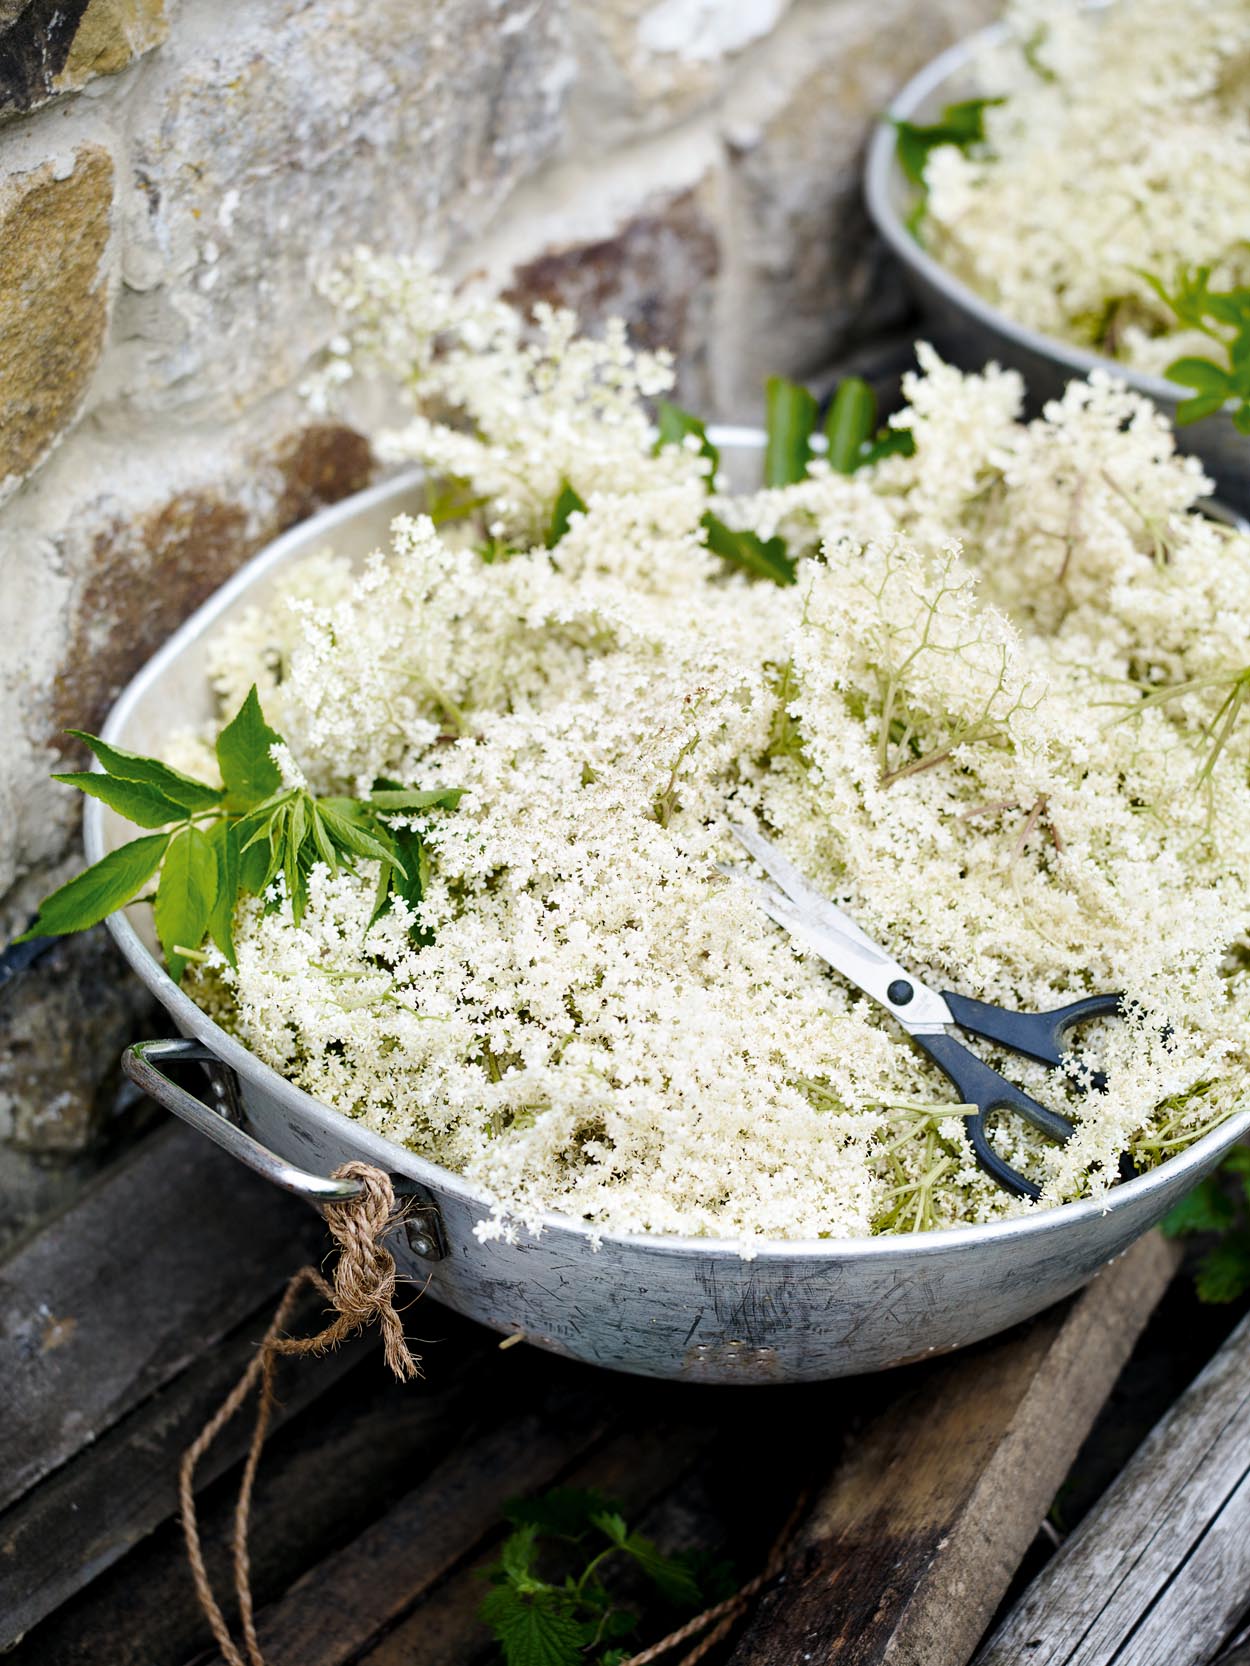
[
  {"x1": 20, "y1": 687, "x2": 461, "y2": 981},
  {"x1": 893, "y1": 97, "x2": 1003, "y2": 232},
  {"x1": 1162, "y1": 1147, "x2": 1250, "y2": 1302},
  {"x1": 640, "y1": 382, "x2": 914, "y2": 590},
  {"x1": 480, "y1": 1487, "x2": 731, "y2": 1666},
  {"x1": 1146, "y1": 265, "x2": 1250, "y2": 431}
]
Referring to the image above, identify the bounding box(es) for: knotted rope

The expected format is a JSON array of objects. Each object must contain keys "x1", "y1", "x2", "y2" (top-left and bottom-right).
[{"x1": 180, "y1": 1162, "x2": 418, "y2": 1666}]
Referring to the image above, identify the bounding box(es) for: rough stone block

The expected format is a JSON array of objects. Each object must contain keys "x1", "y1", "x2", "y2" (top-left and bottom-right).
[
  {"x1": 0, "y1": 144, "x2": 114, "y2": 503},
  {"x1": 112, "y1": 0, "x2": 574, "y2": 425},
  {"x1": 502, "y1": 185, "x2": 719, "y2": 405},
  {"x1": 714, "y1": 0, "x2": 999, "y2": 413},
  {"x1": 568, "y1": 0, "x2": 792, "y2": 150},
  {"x1": 0, "y1": 0, "x2": 166, "y2": 118}
]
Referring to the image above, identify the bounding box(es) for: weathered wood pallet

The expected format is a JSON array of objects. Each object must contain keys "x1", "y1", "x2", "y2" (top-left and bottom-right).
[
  {"x1": 6, "y1": 1096, "x2": 1231, "y2": 1666},
  {"x1": 976, "y1": 1305, "x2": 1250, "y2": 1666}
]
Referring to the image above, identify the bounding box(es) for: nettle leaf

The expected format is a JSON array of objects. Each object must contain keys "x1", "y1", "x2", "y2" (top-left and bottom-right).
[
  {"x1": 653, "y1": 402, "x2": 720, "y2": 489},
  {"x1": 591, "y1": 1516, "x2": 703, "y2": 1609},
  {"x1": 1195, "y1": 1237, "x2": 1250, "y2": 1305},
  {"x1": 764, "y1": 376, "x2": 818, "y2": 487},
  {"x1": 1161, "y1": 1176, "x2": 1236, "y2": 1238},
  {"x1": 546, "y1": 481, "x2": 588, "y2": 550},
  {"x1": 216, "y1": 685, "x2": 284, "y2": 812},
  {"x1": 153, "y1": 824, "x2": 217, "y2": 983},
  {"x1": 702, "y1": 512, "x2": 796, "y2": 587},
  {"x1": 17, "y1": 832, "x2": 172, "y2": 941},
  {"x1": 499, "y1": 1525, "x2": 542, "y2": 1588},
  {"x1": 67, "y1": 731, "x2": 223, "y2": 813},
  {"x1": 480, "y1": 1584, "x2": 584, "y2": 1666},
  {"x1": 53, "y1": 770, "x2": 189, "y2": 830},
  {"x1": 506, "y1": 1488, "x2": 614, "y2": 1542}
]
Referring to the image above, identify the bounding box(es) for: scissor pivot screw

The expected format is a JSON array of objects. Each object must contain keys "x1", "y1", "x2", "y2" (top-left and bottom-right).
[{"x1": 887, "y1": 979, "x2": 914, "y2": 1006}]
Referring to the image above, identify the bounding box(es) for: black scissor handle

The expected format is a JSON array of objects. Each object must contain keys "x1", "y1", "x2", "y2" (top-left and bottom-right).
[
  {"x1": 911, "y1": 1031, "x2": 1075, "y2": 1200},
  {"x1": 943, "y1": 990, "x2": 1123, "y2": 1089}
]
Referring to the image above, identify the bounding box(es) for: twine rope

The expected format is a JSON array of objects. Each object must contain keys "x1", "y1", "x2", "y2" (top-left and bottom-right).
[{"x1": 179, "y1": 1162, "x2": 418, "y2": 1666}]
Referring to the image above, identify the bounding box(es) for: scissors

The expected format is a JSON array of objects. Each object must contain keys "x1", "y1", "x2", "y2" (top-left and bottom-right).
[{"x1": 723, "y1": 823, "x2": 1123, "y2": 1199}]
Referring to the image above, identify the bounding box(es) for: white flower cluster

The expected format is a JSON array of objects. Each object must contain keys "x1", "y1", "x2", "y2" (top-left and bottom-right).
[
  {"x1": 190, "y1": 269, "x2": 1250, "y2": 1249},
  {"x1": 921, "y1": 0, "x2": 1250, "y2": 374}
]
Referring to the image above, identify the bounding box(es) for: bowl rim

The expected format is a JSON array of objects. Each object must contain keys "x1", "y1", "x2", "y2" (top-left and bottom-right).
[
  {"x1": 863, "y1": 16, "x2": 1195, "y2": 411},
  {"x1": 84, "y1": 461, "x2": 1250, "y2": 1262}
]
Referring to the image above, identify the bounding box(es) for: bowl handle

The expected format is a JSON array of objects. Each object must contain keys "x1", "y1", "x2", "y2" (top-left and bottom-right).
[{"x1": 123, "y1": 1037, "x2": 377, "y2": 1204}]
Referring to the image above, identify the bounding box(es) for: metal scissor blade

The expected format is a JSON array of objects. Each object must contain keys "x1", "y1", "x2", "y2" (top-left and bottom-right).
[{"x1": 724, "y1": 825, "x2": 955, "y2": 1033}]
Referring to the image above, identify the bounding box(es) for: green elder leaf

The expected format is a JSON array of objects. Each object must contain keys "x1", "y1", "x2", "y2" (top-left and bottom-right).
[
  {"x1": 64, "y1": 734, "x2": 210, "y2": 810},
  {"x1": 153, "y1": 823, "x2": 217, "y2": 983},
  {"x1": 317, "y1": 801, "x2": 405, "y2": 873},
  {"x1": 862, "y1": 426, "x2": 917, "y2": 467},
  {"x1": 17, "y1": 831, "x2": 172, "y2": 941},
  {"x1": 545, "y1": 481, "x2": 588, "y2": 549},
  {"x1": 67, "y1": 731, "x2": 222, "y2": 813},
  {"x1": 367, "y1": 787, "x2": 465, "y2": 812},
  {"x1": 1194, "y1": 1236, "x2": 1250, "y2": 1305},
  {"x1": 1166, "y1": 357, "x2": 1232, "y2": 396},
  {"x1": 893, "y1": 97, "x2": 1002, "y2": 188},
  {"x1": 653, "y1": 402, "x2": 720, "y2": 490},
  {"x1": 701, "y1": 512, "x2": 796, "y2": 587},
  {"x1": 479, "y1": 1584, "x2": 584, "y2": 1666},
  {"x1": 216, "y1": 686, "x2": 284, "y2": 813},
  {"x1": 1176, "y1": 392, "x2": 1231, "y2": 426},
  {"x1": 763, "y1": 376, "x2": 818, "y2": 487},
  {"x1": 204, "y1": 819, "x2": 239, "y2": 966},
  {"x1": 823, "y1": 377, "x2": 878, "y2": 474},
  {"x1": 53, "y1": 770, "x2": 189, "y2": 829}
]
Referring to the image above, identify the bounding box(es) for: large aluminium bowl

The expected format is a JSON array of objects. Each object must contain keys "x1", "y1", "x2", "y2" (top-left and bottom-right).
[
  {"x1": 864, "y1": 20, "x2": 1250, "y2": 512},
  {"x1": 89, "y1": 432, "x2": 1250, "y2": 1384}
]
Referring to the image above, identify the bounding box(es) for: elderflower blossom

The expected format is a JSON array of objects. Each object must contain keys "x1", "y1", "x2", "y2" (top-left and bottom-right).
[
  {"x1": 919, "y1": 0, "x2": 1250, "y2": 374},
  {"x1": 185, "y1": 269, "x2": 1250, "y2": 1248}
]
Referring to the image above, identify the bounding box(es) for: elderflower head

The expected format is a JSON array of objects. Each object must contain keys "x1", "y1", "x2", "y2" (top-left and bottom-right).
[
  {"x1": 918, "y1": 0, "x2": 1250, "y2": 375},
  {"x1": 190, "y1": 269, "x2": 1250, "y2": 1248}
]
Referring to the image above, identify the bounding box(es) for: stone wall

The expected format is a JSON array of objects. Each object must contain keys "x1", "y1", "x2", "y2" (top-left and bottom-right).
[{"x1": 0, "y1": 0, "x2": 995, "y2": 1155}]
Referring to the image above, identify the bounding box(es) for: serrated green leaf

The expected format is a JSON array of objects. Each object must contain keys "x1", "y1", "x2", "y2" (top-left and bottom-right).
[
  {"x1": 310, "y1": 802, "x2": 339, "y2": 871},
  {"x1": 480, "y1": 1584, "x2": 584, "y2": 1666},
  {"x1": 1232, "y1": 402, "x2": 1250, "y2": 436},
  {"x1": 204, "y1": 819, "x2": 239, "y2": 966},
  {"x1": 216, "y1": 686, "x2": 285, "y2": 812},
  {"x1": 1175, "y1": 392, "x2": 1229, "y2": 426},
  {"x1": 17, "y1": 832, "x2": 172, "y2": 941},
  {"x1": 823, "y1": 377, "x2": 877, "y2": 474},
  {"x1": 317, "y1": 801, "x2": 403, "y2": 872},
  {"x1": 701, "y1": 512, "x2": 796, "y2": 586},
  {"x1": 505, "y1": 1488, "x2": 615, "y2": 1542},
  {"x1": 153, "y1": 824, "x2": 217, "y2": 982},
  {"x1": 53, "y1": 770, "x2": 189, "y2": 830},
  {"x1": 862, "y1": 426, "x2": 917, "y2": 467},
  {"x1": 286, "y1": 793, "x2": 310, "y2": 923},
  {"x1": 1194, "y1": 1236, "x2": 1250, "y2": 1304},
  {"x1": 1167, "y1": 357, "x2": 1232, "y2": 395},
  {"x1": 764, "y1": 376, "x2": 818, "y2": 487},
  {"x1": 546, "y1": 481, "x2": 588, "y2": 549},
  {"x1": 367, "y1": 787, "x2": 464, "y2": 812},
  {"x1": 1161, "y1": 1176, "x2": 1235, "y2": 1238},
  {"x1": 67, "y1": 732, "x2": 223, "y2": 813},
  {"x1": 653, "y1": 402, "x2": 720, "y2": 490},
  {"x1": 628, "y1": 1540, "x2": 703, "y2": 1609},
  {"x1": 499, "y1": 1525, "x2": 542, "y2": 1588}
]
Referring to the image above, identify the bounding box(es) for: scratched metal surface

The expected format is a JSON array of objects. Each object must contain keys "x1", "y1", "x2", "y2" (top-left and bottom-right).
[{"x1": 85, "y1": 452, "x2": 1250, "y2": 1383}]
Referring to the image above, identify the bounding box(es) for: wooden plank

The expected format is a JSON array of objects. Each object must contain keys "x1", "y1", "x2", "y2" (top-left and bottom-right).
[
  {"x1": 215, "y1": 1375, "x2": 617, "y2": 1666},
  {"x1": 7, "y1": 1310, "x2": 512, "y2": 1666},
  {"x1": 0, "y1": 1122, "x2": 325, "y2": 1513},
  {"x1": 726, "y1": 1232, "x2": 1180, "y2": 1666},
  {"x1": 977, "y1": 1303, "x2": 1250, "y2": 1666},
  {"x1": 0, "y1": 1293, "x2": 372, "y2": 1647}
]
